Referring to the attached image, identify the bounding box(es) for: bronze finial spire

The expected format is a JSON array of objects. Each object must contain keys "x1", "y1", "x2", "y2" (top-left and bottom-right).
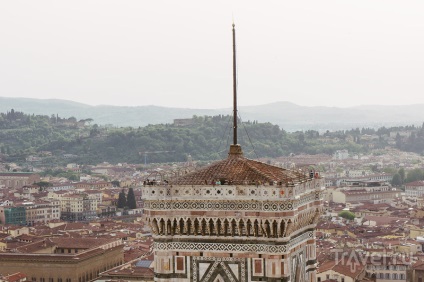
[
  {"x1": 229, "y1": 23, "x2": 243, "y2": 157},
  {"x1": 232, "y1": 23, "x2": 237, "y2": 145}
]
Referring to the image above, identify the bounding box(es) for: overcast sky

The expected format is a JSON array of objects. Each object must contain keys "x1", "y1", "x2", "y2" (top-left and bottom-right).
[{"x1": 1, "y1": 1, "x2": 424, "y2": 109}]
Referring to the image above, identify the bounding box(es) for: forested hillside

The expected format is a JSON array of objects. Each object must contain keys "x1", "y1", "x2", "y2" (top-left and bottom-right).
[
  {"x1": 1, "y1": 109, "x2": 424, "y2": 166},
  {"x1": 2, "y1": 97, "x2": 424, "y2": 131}
]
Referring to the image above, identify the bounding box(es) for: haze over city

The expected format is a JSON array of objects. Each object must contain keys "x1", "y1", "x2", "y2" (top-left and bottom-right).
[
  {"x1": 1, "y1": 1, "x2": 424, "y2": 109},
  {"x1": 4, "y1": 2, "x2": 424, "y2": 281}
]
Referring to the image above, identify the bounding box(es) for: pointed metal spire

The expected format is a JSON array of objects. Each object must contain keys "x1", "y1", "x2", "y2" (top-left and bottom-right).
[
  {"x1": 232, "y1": 23, "x2": 237, "y2": 145},
  {"x1": 228, "y1": 23, "x2": 243, "y2": 157}
]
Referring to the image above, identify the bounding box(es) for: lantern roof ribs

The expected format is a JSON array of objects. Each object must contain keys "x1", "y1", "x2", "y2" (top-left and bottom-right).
[{"x1": 172, "y1": 153, "x2": 309, "y2": 185}]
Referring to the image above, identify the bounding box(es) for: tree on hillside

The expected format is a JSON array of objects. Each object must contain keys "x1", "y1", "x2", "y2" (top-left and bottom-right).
[
  {"x1": 398, "y1": 168, "x2": 406, "y2": 183},
  {"x1": 391, "y1": 173, "x2": 402, "y2": 186},
  {"x1": 338, "y1": 210, "x2": 355, "y2": 220},
  {"x1": 126, "y1": 187, "x2": 137, "y2": 209},
  {"x1": 34, "y1": 181, "x2": 52, "y2": 191},
  {"x1": 117, "y1": 189, "x2": 127, "y2": 209},
  {"x1": 406, "y1": 168, "x2": 424, "y2": 183},
  {"x1": 396, "y1": 133, "x2": 402, "y2": 149}
]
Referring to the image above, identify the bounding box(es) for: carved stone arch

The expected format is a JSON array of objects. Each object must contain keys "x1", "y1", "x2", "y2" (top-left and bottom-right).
[
  {"x1": 246, "y1": 219, "x2": 252, "y2": 236},
  {"x1": 238, "y1": 219, "x2": 246, "y2": 236},
  {"x1": 306, "y1": 210, "x2": 314, "y2": 225},
  {"x1": 151, "y1": 218, "x2": 159, "y2": 235},
  {"x1": 301, "y1": 212, "x2": 307, "y2": 227},
  {"x1": 298, "y1": 213, "x2": 305, "y2": 227},
  {"x1": 166, "y1": 219, "x2": 172, "y2": 235},
  {"x1": 258, "y1": 219, "x2": 265, "y2": 238},
  {"x1": 286, "y1": 219, "x2": 294, "y2": 236},
  {"x1": 272, "y1": 219, "x2": 278, "y2": 238},
  {"x1": 200, "y1": 218, "x2": 207, "y2": 236},
  {"x1": 290, "y1": 217, "x2": 296, "y2": 232},
  {"x1": 279, "y1": 219, "x2": 286, "y2": 237},
  {"x1": 263, "y1": 219, "x2": 271, "y2": 238},
  {"x1": 187, "y1": 218, "x2": 193, "y2": 235},
  {"x1": 311, "y1": 208, "x2": 322, "y2": 224},
  {"x1": 178, "y1": 218, "x2": 184, "y2": 235},
  {"x1": 193, "y1": 218, "x2": 200, "y2": 236},
  {"x1": 216, "y1": 219, "x2": 222, "y2": 236},
  {"x1": 306, "y1": 210, "x2": 313, "y2": 224},
  {"x1": 222, "y1": 219, "x2": 229, "y2": 236},
  {"x1": 253, "y1": 219, "x2": 259, "y2": 237},
  {"x1": 293, "y1": 216, "x2": 300, "y2": 230},
  {"x1": 172, "y1": 218, "x2": 178, "y2": 235},
  {"x1": 230, "y1": 218, "x2": 235, "y2": 235},
  {"x1": 208, "y1": 219, "x2": 214, "y2": 235},
  {"x1": 159, "y1": 218, "x2": 165, "y2": 235}
]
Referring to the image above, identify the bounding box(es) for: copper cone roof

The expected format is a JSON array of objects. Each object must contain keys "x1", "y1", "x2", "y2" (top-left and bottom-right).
[{"x1": 172, "y1": 145, "x2": 310, "y2": 186}]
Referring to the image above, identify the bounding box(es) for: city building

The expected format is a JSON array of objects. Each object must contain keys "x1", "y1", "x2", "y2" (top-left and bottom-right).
[
  {"x1": 0, "y1": 173, "x2": 40, "y2": 189},
  {"x1": 405, "y1": 181, "x2": 424, "y2": 198},
  {"x1": 0, "y1": 206, "x2": 26, "y2": 225},
  {"x1": 332, "y1": 180, "x2": 399, "y2": 204},
  {"x1": 365, "y1": 256, "x2": 409, "y2": 281},
  {"x1": 49, "y1": 192, "x2": 98, "y2": 221},
  {"x1": 23, "y1": 199, "x2": 61, "y2": 225},
  {"x1": 0, "y1": 238, "x2": 123, "y2": 282}
]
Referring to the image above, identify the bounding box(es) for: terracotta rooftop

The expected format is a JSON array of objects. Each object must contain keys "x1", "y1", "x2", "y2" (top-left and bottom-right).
[
  {"x1": 50, "y1": 237, "x2": 116, "y2": 249},
  {"x1": 172, "y1": 145, "x2": 311, "y2": 185},
  {"x1": 405, "y1": 180, "x2": 424, "y2": 187},
  {"x1": 2, "y1": 272, "x2": 27, "y2": 282}
]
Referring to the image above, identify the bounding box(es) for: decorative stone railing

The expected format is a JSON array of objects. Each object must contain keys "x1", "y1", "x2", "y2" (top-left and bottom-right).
[{"x1": 142, "y1": 178, "x2": 324, "y2": 201}]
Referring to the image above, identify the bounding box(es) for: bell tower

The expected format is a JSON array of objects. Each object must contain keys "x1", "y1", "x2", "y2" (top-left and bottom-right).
[{"x1": 142, "y1": 24, "x2": 324, "y2": 282}]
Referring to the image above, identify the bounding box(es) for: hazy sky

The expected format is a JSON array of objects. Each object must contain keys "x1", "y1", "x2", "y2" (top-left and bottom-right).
[{"x1": 1, "y1": 1, "x2": 424, "y2": 109}]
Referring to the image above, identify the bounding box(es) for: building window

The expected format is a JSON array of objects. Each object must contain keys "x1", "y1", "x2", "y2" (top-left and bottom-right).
[
  {"x1": 175, "y1": 256, "x2": 185, "y2": 272},
  {"x1": 253, "y1": 258, "x2": 263, "y2": 276}
]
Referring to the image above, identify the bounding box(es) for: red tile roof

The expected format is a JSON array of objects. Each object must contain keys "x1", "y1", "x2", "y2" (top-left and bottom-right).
[
  {"x1": 172, "y1": 146, "x2": 311, "y2": 185},
  {"x1": 2, "y1": 272, "x2": 27, "y2": 282}
]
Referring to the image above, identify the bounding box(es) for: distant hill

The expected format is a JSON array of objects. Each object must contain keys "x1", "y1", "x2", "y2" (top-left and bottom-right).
[{"x1": 1, "y1": 97, "x2": 423, "y2": 131}]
